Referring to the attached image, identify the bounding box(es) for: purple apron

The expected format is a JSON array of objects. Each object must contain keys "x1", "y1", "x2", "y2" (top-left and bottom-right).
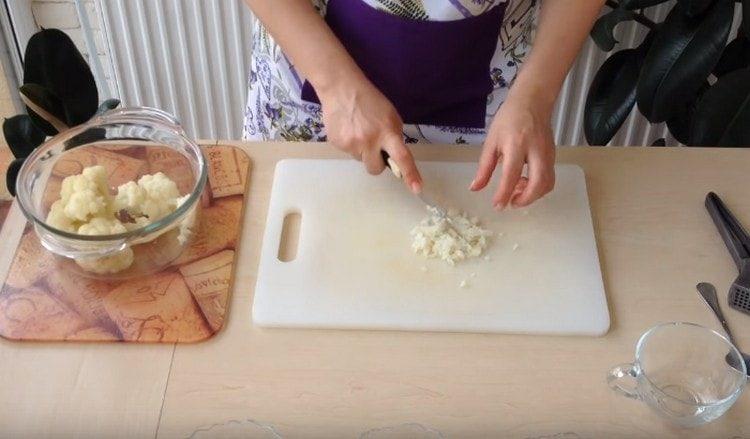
[{"x1": 301, "y1": 0, "x2": 507, "y2": 128}]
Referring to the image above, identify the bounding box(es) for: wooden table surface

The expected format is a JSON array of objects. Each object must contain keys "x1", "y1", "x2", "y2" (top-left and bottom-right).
[{"x1": 1, "y1": 142, "x2": 749, "y2": 439}]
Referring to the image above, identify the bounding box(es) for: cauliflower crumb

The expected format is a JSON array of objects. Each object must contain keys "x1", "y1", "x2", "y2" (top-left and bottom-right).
[
  {"x1": 45, "y1": 166, "x2": 191, "y2": 274},
  {"x1": 512, "y1": 243, "x2": 520, "y2": 251},
  {"x1": 411, "y1": 207, "x2": 492, "y2": 265},
  {"x1": 459, "y1": 280, "x2": 468, "y2": 288}
]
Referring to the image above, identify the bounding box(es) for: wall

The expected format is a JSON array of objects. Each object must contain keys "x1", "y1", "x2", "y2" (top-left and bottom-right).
[
  {"x1": 0, "y1": 44, "x2": 19, "y2": 196},
  {"x1": 0, "y1": 46, "x2": 17, "y2": 118}
]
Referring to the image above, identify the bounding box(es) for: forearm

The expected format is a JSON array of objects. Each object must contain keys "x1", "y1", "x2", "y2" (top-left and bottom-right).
[
  {"x1": 511, "y1": 1, "x2": 606, "y2": 114},
  {"x1": 245, "y1": 0, "x2": 367, "y2": 95}
]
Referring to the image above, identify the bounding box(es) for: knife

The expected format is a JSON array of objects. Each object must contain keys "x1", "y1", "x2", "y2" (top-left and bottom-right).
[{"x1": 380, "y1": 150, "x2": 449, "y2": 217}]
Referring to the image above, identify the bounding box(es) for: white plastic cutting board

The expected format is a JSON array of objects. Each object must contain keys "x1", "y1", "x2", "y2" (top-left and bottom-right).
[{"x1": 253, "y1": 160, "x2": 609, "y2": 336}]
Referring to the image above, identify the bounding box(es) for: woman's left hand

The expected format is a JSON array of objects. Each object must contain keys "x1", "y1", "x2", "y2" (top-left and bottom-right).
[{"x1": 469, "y1": 89, "x2": 556, "y2": 210}]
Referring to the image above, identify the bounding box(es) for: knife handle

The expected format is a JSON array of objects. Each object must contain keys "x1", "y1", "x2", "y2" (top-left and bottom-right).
[{"x1": 380, "y1": 151, "x2": 402, "y2": 179}]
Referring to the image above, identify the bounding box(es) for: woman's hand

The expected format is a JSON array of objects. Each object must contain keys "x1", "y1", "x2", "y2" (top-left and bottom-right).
[
  {"x1": 318, "y1": 77, "x2": 422, "y2": 194},
  {"x1": 244, "y1": 0, "x2": 421, "y2": 193},
  {"x1": 467, "y1": 0, "x2": 605, "y2": 210},
  {"x1": 470, "y1": 89, "x2": 556, "y2": 209}
]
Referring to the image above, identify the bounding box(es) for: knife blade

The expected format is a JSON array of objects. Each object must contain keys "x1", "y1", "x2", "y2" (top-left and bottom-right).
[
  {"x1": 380, "y1": 151, "x2": 471, "y2": 242},
  {"x1": 380, "y1": 150, "x2": 448, "y2": 216}
]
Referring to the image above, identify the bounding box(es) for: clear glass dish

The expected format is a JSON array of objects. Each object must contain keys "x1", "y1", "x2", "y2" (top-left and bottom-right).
[{"x1": 15, "y1": 107, "x2": 207, "y2": 279}]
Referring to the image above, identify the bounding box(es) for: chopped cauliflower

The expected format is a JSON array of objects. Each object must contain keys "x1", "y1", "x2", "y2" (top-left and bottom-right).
[
  {"x1": 411, "y1": 207, "x2": 492, "y2": 265},
  {"x1": 45, "y1": 166, "x2": 191, "y2": 274}
]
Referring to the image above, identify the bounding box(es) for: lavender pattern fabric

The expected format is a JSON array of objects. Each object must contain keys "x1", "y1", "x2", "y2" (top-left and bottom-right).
[{"x1": 243, "y1": 0, "x2": 539, "y2": 145}]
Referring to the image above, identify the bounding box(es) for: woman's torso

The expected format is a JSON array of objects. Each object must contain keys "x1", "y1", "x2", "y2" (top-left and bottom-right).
[{"x1": 243, "y1": 0, "x2": 539, "y2": 144}]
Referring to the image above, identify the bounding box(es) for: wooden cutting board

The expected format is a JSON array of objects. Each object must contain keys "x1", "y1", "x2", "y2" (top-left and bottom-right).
[
  {"x1": 253, "y1": 159, "x2": 609, "y2": 336},
  {"x1": 0, "y1": 145, "x2": 250, "y2": 343}
]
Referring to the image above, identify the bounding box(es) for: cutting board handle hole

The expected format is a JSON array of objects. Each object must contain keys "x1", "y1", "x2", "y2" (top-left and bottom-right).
[{"x1": 278, "y1": 212, "x2": 301, "y2": 262}]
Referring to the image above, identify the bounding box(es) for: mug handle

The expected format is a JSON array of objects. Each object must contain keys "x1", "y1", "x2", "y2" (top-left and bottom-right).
[{"x1": 607, "y1": 363, "x2": 640, "y2": 399}]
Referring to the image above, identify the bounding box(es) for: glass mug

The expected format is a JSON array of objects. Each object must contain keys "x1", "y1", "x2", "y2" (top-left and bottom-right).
[{"x1": 608, "y1": 322, "x2": 747, "y2": 427}]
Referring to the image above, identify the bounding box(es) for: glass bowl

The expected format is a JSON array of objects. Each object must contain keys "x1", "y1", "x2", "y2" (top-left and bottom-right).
[{"x1": 15, "y1": 107, "x2": 207, "y2": 279}]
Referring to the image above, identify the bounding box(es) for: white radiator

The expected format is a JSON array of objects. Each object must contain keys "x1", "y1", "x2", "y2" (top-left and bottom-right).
[
  {"x1": 97, "y1": 0, "x2": 254, "y2": 140},
  {"x1": 94, "y1": 1, "x2": 740, "y2": 144}
]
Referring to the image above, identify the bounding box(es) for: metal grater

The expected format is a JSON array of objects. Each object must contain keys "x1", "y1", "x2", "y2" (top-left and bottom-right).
[{"x1": 730, "y1": 285, "x2": 750, "y2": 315}]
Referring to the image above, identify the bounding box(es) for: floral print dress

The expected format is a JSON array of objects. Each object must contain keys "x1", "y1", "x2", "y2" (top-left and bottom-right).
[{"x1": 243, "y1": 0, "x2": 539, "y2": 145}]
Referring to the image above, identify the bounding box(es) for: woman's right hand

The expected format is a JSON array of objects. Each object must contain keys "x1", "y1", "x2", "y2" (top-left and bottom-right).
[
  {"x1": 244, "y1": 0, "x2": 421, "y2": 192},
  {"x1": 318, "y1": 78, "x2": 423, "y2": 194}
]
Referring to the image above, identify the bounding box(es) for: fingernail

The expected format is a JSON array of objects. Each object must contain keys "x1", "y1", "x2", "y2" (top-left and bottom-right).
[
  {"x1": 410, "y1": 181, "x2": 422, "y2": 194},
  {"x1": 493, "y1": 203, "x2": 504, "y2": 212},
  {"x1": 469, "y1": 179, "x2": 477, "y2": 190}
]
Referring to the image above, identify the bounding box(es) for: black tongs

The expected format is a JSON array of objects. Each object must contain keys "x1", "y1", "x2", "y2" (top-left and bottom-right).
[{"x1": 705, "y1": 192, "x2": 750, "y2": 315}]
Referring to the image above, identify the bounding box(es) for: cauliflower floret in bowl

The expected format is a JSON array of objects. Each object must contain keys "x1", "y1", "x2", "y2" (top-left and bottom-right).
[
  {"x1": 15, "y1": 107, "x2": 208, "y2": 279},
  {"x1": 112, "y1": 181, "x2": 146, "y2": 214},
  {"x1": 41, "y1": 164, "x2": 201, "y2": 276},
  {"x1": 58, "y1": 165, "x2": 110, "y2": 222},
  {"x1": 77, "y1": 217, "x2": 128, "y2": 236},
  {"x1": 75, "y1": 248, "x2": 135, "y2": 275}
]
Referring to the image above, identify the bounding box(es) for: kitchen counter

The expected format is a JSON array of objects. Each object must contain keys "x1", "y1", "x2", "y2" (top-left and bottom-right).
[{"x1": 0, "y1": 142, "x2": 748, "y2": 438}]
